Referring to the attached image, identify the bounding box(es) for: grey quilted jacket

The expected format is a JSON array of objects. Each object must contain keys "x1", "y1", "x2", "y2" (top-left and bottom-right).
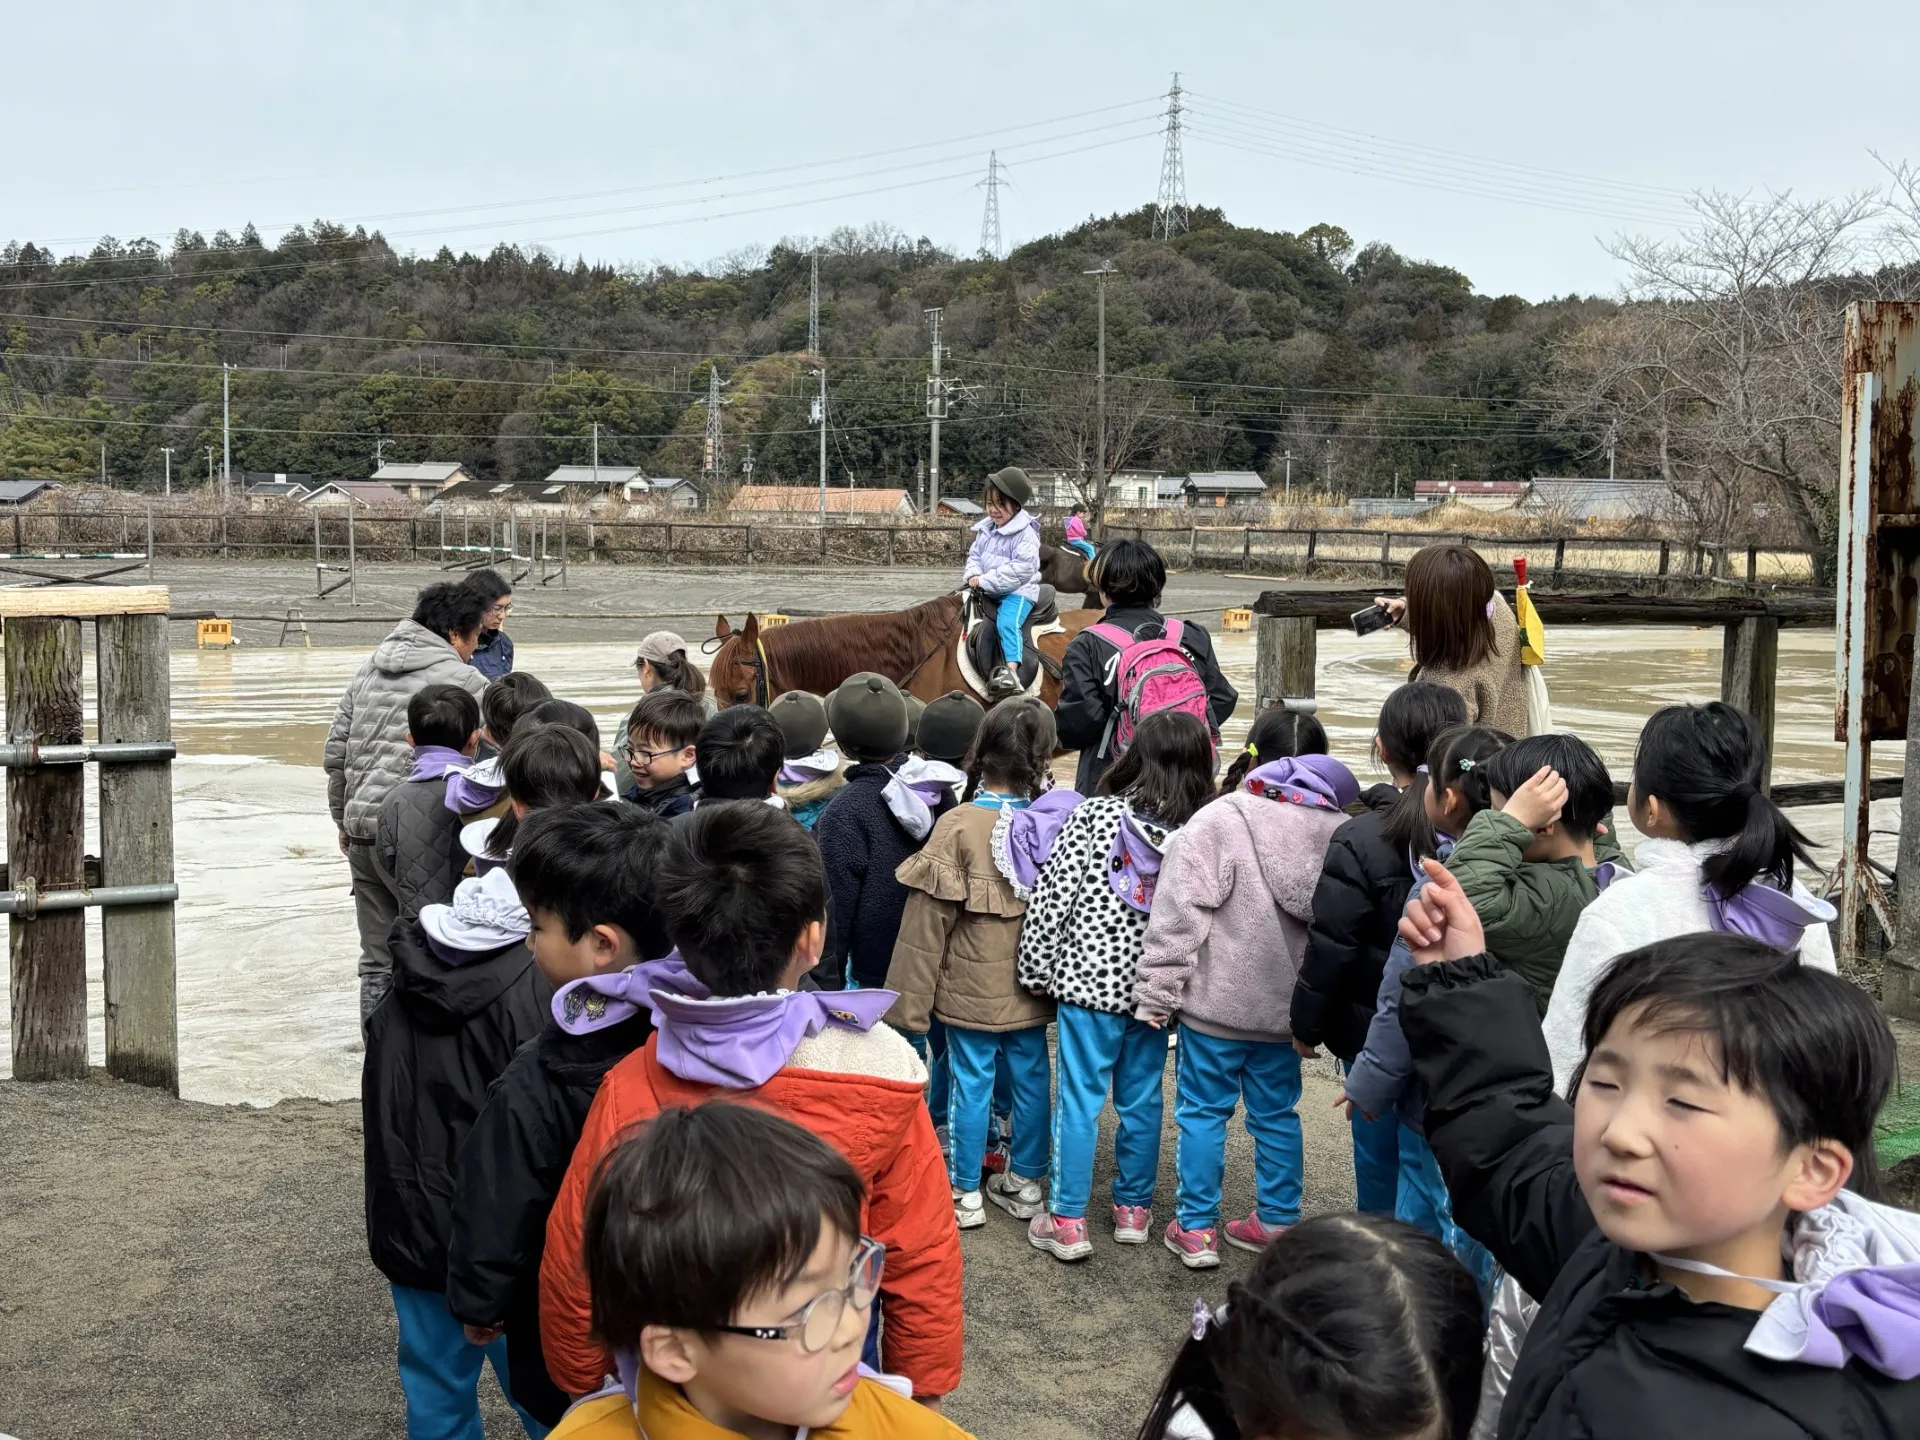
[
  {"x1": 325, "y1": 622, "x2": 488, "y2": 840},
  {"x1": 376, "y1": 775, "x2": 467, "y2": 921}
]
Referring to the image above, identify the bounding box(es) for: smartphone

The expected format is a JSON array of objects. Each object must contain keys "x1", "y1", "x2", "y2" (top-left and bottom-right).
[{"x1": 1350, "y1": 603, "x2": 1392, "y2": 637}]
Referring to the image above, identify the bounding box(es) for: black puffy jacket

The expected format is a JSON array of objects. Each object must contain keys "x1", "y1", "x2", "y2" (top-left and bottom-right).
[
  {"x1": 362, "y1": 920, "x2": 552, "y2": 1293},
  {"x1": 1401, "y1": 954, "x2": 1920, "y2": 1440},
  {"x1": 814, "y1": 764, "x2": 936, "y2": 990},
  {"x1": 374, "y1": 774, "x2": 467, "y2": 922},
  {"x1": 1291, "y1": 783, "x2": 1407, "y2": 1061},
  {"x1": 445, "y1": 1012, "x2": 652, "y2": 1425}
]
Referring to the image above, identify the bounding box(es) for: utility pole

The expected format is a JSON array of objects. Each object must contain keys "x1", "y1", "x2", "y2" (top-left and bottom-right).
[
  {"x1": 221, "y1": 362, "x2": 232, "y2": 498},
  {"x1": 591, "y1": 420, "x2": 600, "y2": 482},
  {"x1": 808, "y1": 249, "x2": 820, "y2": 358},
  {"x1": 161, "y1": 446, "x2": 174, "y2": 499},
  {"x1": 205, "y1": 446, "x2": 215, "y2": 487},
  {"x1": 100, "y1": 445, "x2": 108, "y2": 488},
  {"x1": 1084, "y1": 263, "x2": 1116, "y2": 539},
  {"x1": 978, "y1": 152, "x2": 1005, "y2": 261},
  {"x1": 1154, "y1": 73, "x2": 1190, "y2": 241},
  {"x1": 812, "y1": 367, "x2": 828, "y2": 523},
  {"x1": 1605, "y1": 419, "x2": 1618, "y2": 481},
  {"x1": 373, "y1": 437, "x2": 386, "y2": 471},
  {"x1": 916, "y1": 457, "x2": 926, "y2": 515},
  {"x1": 924, "y1": 307, "x2": 944, "y2": 514},
  {"x1": 1283, "y1": 449, "x2": 1293, "y2": 499}
]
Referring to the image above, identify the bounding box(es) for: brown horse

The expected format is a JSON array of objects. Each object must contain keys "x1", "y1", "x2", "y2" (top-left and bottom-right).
[
  {"x1": 709, "y1": 595, "x2": 1098, "y2": 709},
  {"x1": 1038, "y1": 542, "x2": 1100, "y2": 606}
]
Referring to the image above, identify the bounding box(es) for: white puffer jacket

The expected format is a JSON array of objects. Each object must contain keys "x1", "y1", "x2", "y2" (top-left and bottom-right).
[
  {"x1": 1541, "y1": 836, "x2": 1836, "y2": 1095},
  {"x1": 325, "y1": 620, "x2": 488, "y2": 840}
]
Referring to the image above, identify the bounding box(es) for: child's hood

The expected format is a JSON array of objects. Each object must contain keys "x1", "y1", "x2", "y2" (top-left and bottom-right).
[{"x1": 1695, "y1": 1189, "x2": 1920, "y2": 1379}]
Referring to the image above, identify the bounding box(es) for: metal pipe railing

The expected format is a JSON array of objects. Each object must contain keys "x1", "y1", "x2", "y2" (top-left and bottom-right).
[
  {"x1": 0, "y1": 881, "x2": 179, "y2": 918},
  {"x1": 0, "y1": 741, "x2": 175, "y2": 767}
]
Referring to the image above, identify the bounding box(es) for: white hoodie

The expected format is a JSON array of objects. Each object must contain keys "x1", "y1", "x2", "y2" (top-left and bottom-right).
[{"x1": 1541, "y1": 836, "x2": 1836, "y2": 1095}]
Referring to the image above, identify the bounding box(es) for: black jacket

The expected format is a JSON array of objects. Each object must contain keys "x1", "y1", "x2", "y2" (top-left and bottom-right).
[
  {"x1": 1054, "y1": 604, "x2": 1239, "y2": 795},
  {"x1": 815, "y1": 764, "x2": 930, "y2": 990},
  {"x1": 1401, "y1": 954, "x2": 1920, "y2": 1440},
  {"x1": 622, "y1": 772, "x2": 697, "y2": 818},
  {"x1": 374, "y1": 774, "x2": 467, "y2": 922},
  {"x1": 445, "y1": 1012, "x2": 652, "y2": 1425},
  {"x1": 1291, "y1": 784, "x2": 1408, "y2": 1061},
  {"x1": 362, "y1": 920, "x2": 552, "y2": 1293}
]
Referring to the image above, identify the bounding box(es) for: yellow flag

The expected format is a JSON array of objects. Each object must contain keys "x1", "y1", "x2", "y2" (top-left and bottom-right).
[{"x1": 1516, "y1": 584, "x2": 1546, "y2": 666}]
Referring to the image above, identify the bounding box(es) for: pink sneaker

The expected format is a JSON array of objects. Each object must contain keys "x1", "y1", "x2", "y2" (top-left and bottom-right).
[
  {"x1": 1224, "y1": 1213, "x2": 1290, "y2": 1253},
  {"x1": 1162, "y1": 1219, "x2": 1222, "y2": 1269},
  {"x1": 1112, "y1": 1204, "x2": 1153, "y2": 1244},
  {"x1": 1028, "y1": 1212, "x2": 1093, "y2": 1262}
]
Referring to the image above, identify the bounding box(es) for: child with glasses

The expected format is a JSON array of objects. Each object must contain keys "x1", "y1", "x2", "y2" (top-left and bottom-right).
[{"x1": 547, "y1": 1103, "x2": 972, "y2": 1440}]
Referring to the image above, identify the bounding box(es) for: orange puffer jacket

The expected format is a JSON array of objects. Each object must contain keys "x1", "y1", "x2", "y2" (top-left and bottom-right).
[{"x1": 539, "y1": 1025, "x2": 963, "y2": 1399}]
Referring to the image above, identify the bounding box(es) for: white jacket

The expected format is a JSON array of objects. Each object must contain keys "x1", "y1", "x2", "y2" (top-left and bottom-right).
[{"x1": 1541, "y1": 836, "x2": 1836, "y2": 1095}]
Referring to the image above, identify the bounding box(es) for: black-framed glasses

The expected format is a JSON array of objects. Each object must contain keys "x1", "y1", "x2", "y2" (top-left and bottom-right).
[
  {"x1": 621, "y1": 742, "x2": 681, "y2": 767},
  {"x1": 712, "y1": 1236, "x2": 884, "y2": 1353}
]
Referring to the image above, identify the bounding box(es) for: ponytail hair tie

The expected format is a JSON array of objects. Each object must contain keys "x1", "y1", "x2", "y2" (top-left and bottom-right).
[
  {"x1": 1192, "y1": 1296, "x2": 1214, "y2": 1341},
  {"x1": 1730, "y1": 780, "x2": 1758, "y2": 801},
  {"x1": 1458, "y1": 757, "x2": 1476, "y2": 772},
  {"x1": 1415, "y1": 764, "x2": 1429, "y2": 775},
  {"x1": 1244, "y1": 742, "x2": 1258, "y2": 760}
]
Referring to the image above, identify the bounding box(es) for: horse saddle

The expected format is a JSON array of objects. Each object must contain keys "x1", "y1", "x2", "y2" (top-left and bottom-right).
[{"x1": 961, "y1": 587, "x2": 1061, "y2": 697}]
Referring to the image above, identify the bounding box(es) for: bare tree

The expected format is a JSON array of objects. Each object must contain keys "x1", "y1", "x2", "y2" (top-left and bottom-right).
[
  {"x1": 1021, "y1": 373, "x2": 1173, "y2": 518},
  {"x1": 1549, "y1": 190, "x2": 1880, "y2": 569}
]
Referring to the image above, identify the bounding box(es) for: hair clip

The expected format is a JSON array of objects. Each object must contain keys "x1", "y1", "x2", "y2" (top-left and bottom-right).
[
  {"x1": 1191, "y1": 1297, "x2": 1214, "y2": 1342},
  {"x1": 1485, "y1": 597, "x2": 1497, "y2": 618},
  {"x1": 1458, "y1": 757, "x2": 1477, "y2": 772}
]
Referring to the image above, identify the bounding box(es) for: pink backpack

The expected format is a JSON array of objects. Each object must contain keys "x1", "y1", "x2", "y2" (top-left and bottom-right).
[{"x1": 1087, "y1": 618, "x2": 1214, "y2": 761}]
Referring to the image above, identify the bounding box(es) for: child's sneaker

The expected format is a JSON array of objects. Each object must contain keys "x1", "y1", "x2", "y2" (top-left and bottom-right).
[
  {"x1": 1112, "y1": 1204, "x2": 1153, "y2": 1244},
  {"x1": 986, "y1": 1171, "x2": 1045, "y2": 1220},
  {"x1": 981, "y1": 1140, "x2": 1011, "y2": 1177},
  {"x1": 1224, "y1": 1213, "x2": 1289, "y2": 1253},
  {"x1": 1028, "y1": 1212, "x2": 1093, "y2": 1262},
  {"x1": 952, "y1": 1188, "x2": 986, "y2": 1230},
  {"x1": 1162, "y1": 1219, "x2": 1222, "y2": 1269}
]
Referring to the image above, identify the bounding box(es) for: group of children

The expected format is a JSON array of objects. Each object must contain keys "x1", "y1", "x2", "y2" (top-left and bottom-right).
[{"x1": 357, "y1": 591, "x2": 1920, "y2": 1440}]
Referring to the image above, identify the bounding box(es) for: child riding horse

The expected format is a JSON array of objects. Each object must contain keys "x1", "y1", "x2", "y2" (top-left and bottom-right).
[{"x1": 965, "y1": 466, "x2": 1042, "y2": 702}]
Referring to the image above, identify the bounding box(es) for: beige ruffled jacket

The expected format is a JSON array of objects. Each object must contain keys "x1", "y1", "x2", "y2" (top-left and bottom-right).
[{"x1": 883, "y1": 802, "x2": 1055, "y2": 1034}]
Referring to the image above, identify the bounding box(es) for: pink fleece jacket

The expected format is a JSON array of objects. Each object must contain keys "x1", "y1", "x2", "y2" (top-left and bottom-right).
[{"x1": 1133, "y1": 789, "x2": 1347, "y2": 1041}]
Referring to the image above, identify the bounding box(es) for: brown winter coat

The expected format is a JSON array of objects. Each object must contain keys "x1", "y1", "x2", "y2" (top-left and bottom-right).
[
  {"x1": 1413, "y1": 591, "x2": 1530, "y2": 737},
  {"x1": 884, "y1": 802, "x2": 1055, "y2": 1034}
]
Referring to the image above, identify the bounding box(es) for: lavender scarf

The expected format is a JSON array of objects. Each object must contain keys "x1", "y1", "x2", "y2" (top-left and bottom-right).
[
  {"x1": 1242, "y1": 755, "x2": 1359, "y2": 812},
  {"x1": 444, "y1": 755, "x2": 505, "y2": 814},
  {"x1": 1106, "y1": 807, "x2": 1171, "y2": 912},
  {"x1": 1707, "y1": 878, "x2": 1837, "y2": 949},
  {"x1": 409, "y1": 745, "x2": 472, "y2": 782},
  {"x1": 994, "y1": 788, "x2": 1085, "y2": 898}
]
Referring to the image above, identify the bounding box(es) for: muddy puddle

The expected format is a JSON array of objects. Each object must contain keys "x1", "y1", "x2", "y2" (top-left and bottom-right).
[{"x1": 0, "y1": 626, "x2": 1896, "y2": 1105}]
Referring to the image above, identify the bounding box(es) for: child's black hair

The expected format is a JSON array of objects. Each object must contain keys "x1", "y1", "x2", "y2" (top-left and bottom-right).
[
  {"x1": 481, "y1": 672, "x2": 552, "y2": 747},
  {"x1": 509, "y1": 802, "x2": 672, "y2": 959},
  {"x1": 523, "y1": 697, "x2": 602, "y2": 753},
  {"x1": 655, "y1": 801, "x2": 827, "y2": 996},
  {"x1": 407, "y1": 683, "x2": 480, "y2": 753},
  {"x1": 1383, "y1": 723, "x2": 1512, "y2": 856},
  {"x1": 696, "y1": 706, "x2": 786, "y2": 801},
  {"x1": 1633, "y1": 700, "x2": 1815, "y2": 898},
  {"x1": 1136, "y1": 1213, "x2": 1484, "y2": 1440},
  {"x1": 1218, "y1": 705, "x2": 1328, "y2": 796},
  {"x1": 1090, "y1": 538, "x2": 1168, "y2": 609},
  {"x1": 961, "y1": 697, "x2": 1057, "y2": 803},
  {"x1": 586, "y1": 1103, "x2": 866, "y2": 1349},
  {"x1": 486, "y1": 724, "x2": 604, "y2": 858},
  {"x1": 1375, "y1": 683, "x2": 1471, "y2": 859},
  {"x1": 1485, "y1": 732, "x2": 1614, "y2": 840},
  {"x1": 1098, "y1": 709, "x2": 1214, "y2": 826},
  {"x1": 1581, "y1": 932, "x2": 1896, "y2": 1199},
  {"x1": 626, "y1": 689, "x2": 705, "y2": 753}
]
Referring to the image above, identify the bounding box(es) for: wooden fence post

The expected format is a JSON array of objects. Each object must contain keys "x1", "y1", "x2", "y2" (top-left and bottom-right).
[
  {"x1": 886, "y1": 527, "x2": 895, "y2": 566},
  {"x1": 1304, "y1": 531, "x2": 1318, "y2": 572},
  {"x1": 1720, "y1": 617, "x2": 1779, "y2": 793},
  {"x1": 219, "y1": 513, "x2": 229, "y2": 560},
  {"x1": 1658, "y1": 539, "x2": 1671, "y2": 576},
  {"x1": 1242, "y1": 528, "x2": 1252, "y2": 565},
  {"x1": 1746, "y1": 546, "x2": 1758, "y2": 583},
  {"x1": 1254, "y1": 615, "x2": 1317, "y2": 712},
  {"x1": 97, "y1": 612, "x2": 177, "y2": 1092},
  {"x1": 1189, "y1": 526, "x2": 1198, "y2": 567},
  {"x1": 1552, "y1": 537, "x2": 1566, "y2": 584},
  {"x1": 5, "y1": 616, "x2": 88, "y2": 1080},
  {"x1": 745, "y1": 524, "x2": 754, "y2": 562},
  {"x1": 1379, "y1": 533, "x2": 1392, "y2": 578},
  {"x1": 820, "y1": 524, "x2": 829, "y2": 561}
]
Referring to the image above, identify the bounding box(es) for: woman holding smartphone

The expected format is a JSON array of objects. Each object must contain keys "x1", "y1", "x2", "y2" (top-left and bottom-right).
[{"x1": 1370, "y1": 542, "x2": 1530, "y2": 736}]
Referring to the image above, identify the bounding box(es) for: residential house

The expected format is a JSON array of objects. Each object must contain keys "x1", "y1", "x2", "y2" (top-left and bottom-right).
[
  {"x1": 729, "y1": 485, "x2": 915, "y2": 519},
  {"x1": 936, "y1": 497, "x2": 984, "y2": 518},
  {"x1": 301, "y1": 480, "x2": 412, "y2": 509},
  {"x1": 435, "y1": 479, "x2": 580, "y2": 513},
  {"x1": 1519, "y1": 477, "x2": 1678, "y2": 523},
  {"x1": 1022, "y1": 468, "x2": 1166, "y2": 510},
  {"x1": 239, "y1": 471, "x2": 316, "y2": 495},
  {"x1": 0, "y1": 479, "x2": 62, "y2": 506},
  {"x1": 244, "y1": 480, "x2": 314, "y2": 508},
  {"x1": 373, "y1": 462, "x2": 472, "y2": 503},
  {"x1": 1182, "y1": 472, "x2": 1268, "y2": 508},
  {"x1": 1413, "y1": 479, "x2": 1530, "y2": 512},
  {"x1": 1155, "y1": 476, "x2": 1187, "y2": 507},
  {"x1": 632, "y1": 476, "x2": 702, "y2": 510}
]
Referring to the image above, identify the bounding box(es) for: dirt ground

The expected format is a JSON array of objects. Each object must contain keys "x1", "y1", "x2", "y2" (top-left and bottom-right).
[{"x1": 0, "y1": 1060, "x2": 1353, "y2": 1440}]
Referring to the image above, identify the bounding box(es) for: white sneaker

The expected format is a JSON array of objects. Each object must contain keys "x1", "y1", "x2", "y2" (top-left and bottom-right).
[
  {"x1": 987, "y1": 1171, "x2": 1045, "y2": 1219},
  {"x1": 953, "y1": 1188, "x2": 986, "y2": 1229}
]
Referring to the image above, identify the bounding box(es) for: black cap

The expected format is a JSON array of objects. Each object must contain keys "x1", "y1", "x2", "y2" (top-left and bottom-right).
[
  {"x1": 826, "y1": 672, "x2": 910, "y2": 763},
  {"x1": 916, "y1": 689, "x2": 986, "y2": 764}
]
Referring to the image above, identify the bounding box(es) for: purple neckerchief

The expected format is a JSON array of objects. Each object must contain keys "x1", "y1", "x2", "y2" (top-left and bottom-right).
[
  {"x1": 444, "y1": 757, "x2": 505, "y2": 814},
  {"x1": 881, "y1": 757, "x2": 969, "y2": 841},
  {"x1": 997, "y1": 789, "x2": 1086, "y2": 897},
  {"x1": 409, "y1": 745, "x2": 471, "y2": 782},
  {"x1": 650, "y1": 985, "x2": 899, "y2": 1090},
  {"x1": 1707, "y1": 879, "x2": 1838, "y2": 949},
  {"x1": 1242, "y1": 755, "x2": 1360, "y2": 812},
  {"x1": 1807, "y1": 1266, "x2": 1920, "y2": 1378},
  {"x1": 778, "y1": 746, "x2": 840, "y2": 785},
  {"x1": 1594, "y1": 859, "x2": 1624, "y2": 890},
  {"x1": 1106, "y1": 807, "x2": 1169, "y2": 912},
  {"x1": 551, "y1": 953, "x2": 707, "y2": 1034}
]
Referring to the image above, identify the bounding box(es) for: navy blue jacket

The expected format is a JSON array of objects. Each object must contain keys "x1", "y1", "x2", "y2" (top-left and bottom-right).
[
  {"x1": 470, "y1": 629, "x2": 514, "y2": 679},
  {"x1": 814, "y1": 764, "x2": 940, "y2": 990}
]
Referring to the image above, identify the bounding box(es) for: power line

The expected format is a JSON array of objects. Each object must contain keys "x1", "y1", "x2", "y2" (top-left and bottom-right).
[{"x1": 1154, "y1": 74, "x2": 1189, "y2": 240}]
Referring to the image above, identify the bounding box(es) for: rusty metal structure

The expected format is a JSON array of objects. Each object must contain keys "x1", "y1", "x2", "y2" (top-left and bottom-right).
[{"x1": 1835, "y1": 301, "x2": 1920, "y2": 1011}]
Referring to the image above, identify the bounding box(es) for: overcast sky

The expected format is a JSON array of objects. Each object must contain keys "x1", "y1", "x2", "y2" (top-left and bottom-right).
[{"x1": 8, "y1": 1, "x2": 1913, "y2": 301}]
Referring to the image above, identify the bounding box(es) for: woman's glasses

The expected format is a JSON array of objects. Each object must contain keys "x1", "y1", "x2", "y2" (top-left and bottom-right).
[{"x1": 712, "y1": 1236, "x2": 885, "y2": 1353}]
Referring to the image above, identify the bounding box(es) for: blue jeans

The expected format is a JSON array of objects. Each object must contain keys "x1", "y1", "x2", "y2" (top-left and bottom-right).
[
  {"x1": 908, "y1": 1020, "x2": 1012, "y2": 1132},
  {"x1": 947, "y1": 1023, "x2": 1051, "y2": 1187},
  {"x1": 993, "y1": 593, "x2": 1035, "y2": 665},
  {"x1": 1350, "y1": 1101, "x2": 1401, "y2": 1215},
  {"x1": 391, "y1": 1284, "x2": 546, "y2": 1440},
  {"x1": 1395, "y1": 1124, "x2": 1495, "y2": 1295},
  {"x1": 1050, "y1": 1004, "x2": 1170, "y2": 1219},
  {"x1": 1173, "y1": 1027, "x2": 1303, "y2": 1231}
]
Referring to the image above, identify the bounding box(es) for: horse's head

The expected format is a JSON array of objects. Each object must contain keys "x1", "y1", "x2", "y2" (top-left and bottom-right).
[{"x1": 708, "y1": 612, "x2": 766, "y2": 708}]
